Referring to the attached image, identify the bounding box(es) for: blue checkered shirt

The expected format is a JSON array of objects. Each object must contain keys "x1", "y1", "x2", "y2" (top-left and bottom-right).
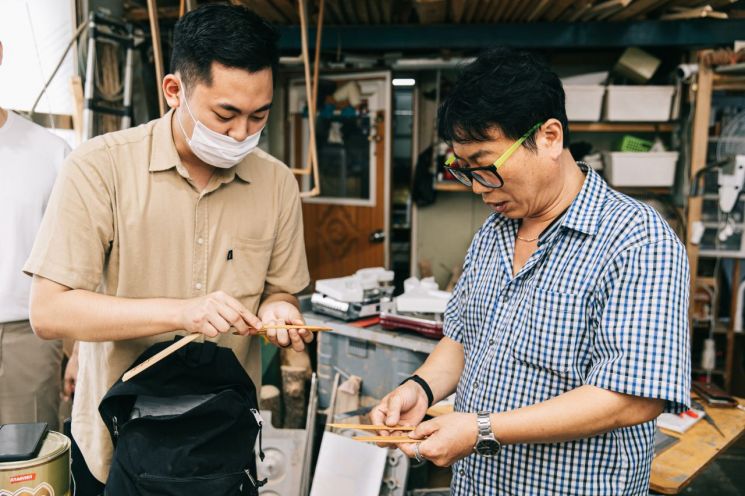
[{"x1": 444, "y1": 165, "x2": 690, "y2": 496}]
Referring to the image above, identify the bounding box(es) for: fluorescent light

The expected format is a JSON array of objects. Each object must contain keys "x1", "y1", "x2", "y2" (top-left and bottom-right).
[{"x1": 392, "y1": 78, "x2": 416, "y2": 87}]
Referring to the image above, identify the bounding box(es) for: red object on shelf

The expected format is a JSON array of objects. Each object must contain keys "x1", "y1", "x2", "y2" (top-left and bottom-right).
[
  {"x1": 349, "y1": 316, "x2": 381, "y2": 328},
  {"x1": 380, "y1": 311, "x2": 443, "y2": 340}
]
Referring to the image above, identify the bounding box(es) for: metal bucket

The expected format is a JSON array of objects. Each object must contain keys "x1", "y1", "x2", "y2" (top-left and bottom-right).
[{"x1": 0, "y1": 431, "x2": 70, "y2": 496}]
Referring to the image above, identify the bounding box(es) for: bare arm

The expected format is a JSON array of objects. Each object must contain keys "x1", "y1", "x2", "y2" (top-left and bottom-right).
[
  {"x1": 491, "y1": 385, "x2": 664, "y2": 444},
  {"x1": 401, "y1": 385, "x2": 664, "y2": 467},
  {"x1": 415, "y1": 337, "x2": 465, "y2": 403},
  {"x1": 29, "y1": 275, "x2": 262, "y2": 341}
]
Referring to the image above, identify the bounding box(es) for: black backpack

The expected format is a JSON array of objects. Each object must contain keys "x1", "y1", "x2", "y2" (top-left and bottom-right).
[{"x1": 99, "y1": 338, "x2": 266, "y2": 495}]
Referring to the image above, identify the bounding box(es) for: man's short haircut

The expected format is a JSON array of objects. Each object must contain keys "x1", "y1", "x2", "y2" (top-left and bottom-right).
[
  {"x1": 438, "y1": 47, "x2": 570, "y2": 150},
  {"x1": 171, "y1": 4, "x2": 280, "y2": 89}
]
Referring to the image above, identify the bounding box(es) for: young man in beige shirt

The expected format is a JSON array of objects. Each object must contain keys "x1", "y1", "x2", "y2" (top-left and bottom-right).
[{"x1": 24, "y1": 5, "x2": 310, "y2": 493}]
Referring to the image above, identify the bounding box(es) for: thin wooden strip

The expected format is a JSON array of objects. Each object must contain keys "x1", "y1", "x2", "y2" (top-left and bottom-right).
[
  {"x1": 661, "y1": 6, "x2": 727, "y2": 18},
  {"x1": 328, "y1": 423, "x2": 416, "y2": 431},
  {"x1": 243, "y1": 0, "x2": 288, "y2": 23},
  {"x1": 489, "y1": 0, "x2": 510, "y2": 22},
  {"x1": 122, "y1": 333, "x2": 200, "y2": 382},
  {"x1": 581, "y1": 0, "x2": 632, "y2": 21},
  {"x1": 450, "y1": 0, "x2": 467, "y2": 22},
  {"x1": 353, "y1": 436, "x2": 423, "y2": 443},
  {"x1": 511, "y1": 0, "x2": 542, "y2": 22},
  {"x1": 562, "y1": 0, "x2": 595, "y2": 21},
  {"x1": 323, "y1": 0, "x2": 341, "y2": 24},
  {"x1": 232, "y1": 326, "x2": 334, "y2": 336},
  {"x1": 501, "y1": 0, "x2": 523, "y2": 21},
  {"x1": 596, "y1": 2, "x2": 631, "y2": 19},
  {"x1": 327, "y1": 0, "x2": 347, "y2": 23},
  {"x1": 270, "y1": 0, "x2": 299, "y2": 23},
  {"x1": 381, "y1": 0, "x2": 392, "y2": 23},
  {"x1": 544, "y1": 0, "x2": 575, "y2": 21},
  {"x1": 526, "y1": 0, "x2": 553, "y2": 21},
  {"x1": 463, "y1": 0, "x2": 481, "y2": 22},
  {"x1": 484, "y1": 0, "x2": 502, "y2": 21},
  {"x1": 470, "y1": 0, "x2": 492, "y2": 23},
  {"x1": 609, "y1": 0, "x2": 670, "y2": 21},
  {"x1": 357, "y1": 0, "x2": 370, "y2": 24},
  {"x1": 340, "y1": 0, "x2": 359, "y2": 23},
  {"x1": 367, "y1": 0, "x2": 381, "y2": 23}
]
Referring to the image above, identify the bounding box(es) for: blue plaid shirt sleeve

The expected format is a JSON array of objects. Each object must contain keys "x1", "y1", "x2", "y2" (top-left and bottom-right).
[
  {"x1": 587, "y1": 237, "x2": 691, "y2": 414},
  {"x1": 443, "y1": 229, "x2": 480, "y2": 343}
]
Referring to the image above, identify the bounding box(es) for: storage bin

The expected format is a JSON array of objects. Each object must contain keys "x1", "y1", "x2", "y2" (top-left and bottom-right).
[
  {"x1": 563, "y1": 84, "x2": 605, "y2": 122},
  {"x1": 602, "y1": 151, "x2": 679, "y2": 187},
  {"x1": 307, "y1": 314, "x2": 436, "y2": 409},
  {"x1": 605, "y1": 85, "x2": 676, "y2": 122}
]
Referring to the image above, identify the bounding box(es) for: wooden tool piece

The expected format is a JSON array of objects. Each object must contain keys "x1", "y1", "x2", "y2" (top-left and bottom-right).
[
  {"x1": 232, "y1": 325, "x2": 333, "y2": 336},
  {"x1": 124, "y1": 325, "x2": 333, "y2": 382},
  {"x1": 122, "y1": 332, "x2": 200, "y2": 382},
  {"x1": 328, "y1": 423, "x2": 415, "y2": 431},
  {"x1": 353, "y1": 436, "x2": 422, "y2": 444}
]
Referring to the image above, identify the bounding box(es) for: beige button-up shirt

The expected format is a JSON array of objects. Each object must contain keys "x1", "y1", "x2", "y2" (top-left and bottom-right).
[{"x1": 24, "y1": 110, "x2": 309, "y2": 483}]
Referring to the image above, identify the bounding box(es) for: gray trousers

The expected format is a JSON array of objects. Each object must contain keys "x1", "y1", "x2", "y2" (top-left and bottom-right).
[{"x1": 0, "y1": 320, "x2": 62, "y2": 430}]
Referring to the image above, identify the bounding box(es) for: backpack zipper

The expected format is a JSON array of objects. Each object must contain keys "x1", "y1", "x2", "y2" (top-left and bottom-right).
[
  {"x1": 244, "y1": 469, "x2": 267, "y2": 489},
  {"x1": 250, "y1": 408, "x2": 263, "y2": 427},
  {"x1": 250, "y1": 408, "x2": 265, "y2": 461}
]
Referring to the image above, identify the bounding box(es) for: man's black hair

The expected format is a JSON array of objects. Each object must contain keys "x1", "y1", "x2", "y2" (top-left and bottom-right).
[
  {"x1": 437, "y1": 47, "x2": 570, "y2": 150},
  {"x1": 171, "y1": 4, "x2": 280, "y2": 89}
]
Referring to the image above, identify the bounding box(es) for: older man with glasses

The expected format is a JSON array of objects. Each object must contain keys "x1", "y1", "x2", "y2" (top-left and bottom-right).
[{"x1": 371, "y1": 47, "x2": 690, "y2": 496}]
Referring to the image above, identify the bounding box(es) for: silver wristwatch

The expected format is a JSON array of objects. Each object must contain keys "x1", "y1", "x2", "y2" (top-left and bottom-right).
[{"x1": 473, "y1": 411, "x2": 501, "y2": 457}]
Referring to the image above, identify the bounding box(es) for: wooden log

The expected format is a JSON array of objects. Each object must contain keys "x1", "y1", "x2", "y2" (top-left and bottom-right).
[
  {"x1": 282, "y1": 365, "x2": 308, "y2": 428},
  {"x1": 260, "y1": 385, "x2": 282, "y2": 428},
  {"x1": 334, "y1": 375, "x2": 362, "y2": 424}
]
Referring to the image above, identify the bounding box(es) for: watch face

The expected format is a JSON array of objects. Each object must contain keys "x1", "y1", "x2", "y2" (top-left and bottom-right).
[{"x1": 476, "y1": 439, "x2": 501, "y2": 456}]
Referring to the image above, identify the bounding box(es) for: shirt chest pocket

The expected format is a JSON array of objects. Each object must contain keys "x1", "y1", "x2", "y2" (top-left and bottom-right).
[
  {"x1": 228, "y1": 236, "x2": 274, "y2": 298},
  {"x1": 510, "y1": 285, "x2": 588, "y2": 378}
]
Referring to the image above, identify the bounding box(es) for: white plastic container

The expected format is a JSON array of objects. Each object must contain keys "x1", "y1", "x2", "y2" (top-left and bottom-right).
[
  {"x1": 602, "y1": 151, "x2": 679, "y2": 187},
  {"x1": 605, "y1": 85, "x2": 675, "y2": 121},
  {"x1": 563, "y1": 85, "x2": 605, "y2": 122}
]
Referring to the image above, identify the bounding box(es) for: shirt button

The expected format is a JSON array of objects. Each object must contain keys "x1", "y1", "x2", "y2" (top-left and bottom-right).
[
  {"x1": 195, "y1": 282, "x2": 203, "y2": 290},
  {"x1": 473, "y1": 381, "x2": 479, "y2": 390},
  {"x1": 488, "y1": 338, "x2": 495, "y2": 346},
  {"x1": 197, "y1": 237, "x2": 204, "y2": 245},
  {"x1": 459, "y1": 469, "x2": 466, "y2": 476}
]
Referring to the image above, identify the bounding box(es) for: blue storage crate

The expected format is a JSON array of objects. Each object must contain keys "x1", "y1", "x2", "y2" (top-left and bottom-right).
[{"x1": 306, "y1": 314, "x2": 437, "y2": 409}]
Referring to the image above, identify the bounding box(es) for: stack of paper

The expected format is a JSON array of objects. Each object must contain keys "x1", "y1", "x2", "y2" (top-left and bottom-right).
[{"x1": 657, "y1": 408, "x2": 706, "y2": 434}]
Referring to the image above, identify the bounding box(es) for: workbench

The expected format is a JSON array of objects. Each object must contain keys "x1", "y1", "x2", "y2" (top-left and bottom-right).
[{"x1": 650, "y1": 397, "x2": 745, "y2": 494}]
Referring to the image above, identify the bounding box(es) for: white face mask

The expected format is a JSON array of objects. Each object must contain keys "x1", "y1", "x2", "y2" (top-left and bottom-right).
[{"x1": 177, "y1": 90, "x2": 263, "y2": 169}]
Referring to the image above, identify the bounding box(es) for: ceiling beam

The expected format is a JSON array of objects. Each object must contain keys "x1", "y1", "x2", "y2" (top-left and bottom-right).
[{"x1": 277, "y1": 19, "x2": 745, "y2": 52}]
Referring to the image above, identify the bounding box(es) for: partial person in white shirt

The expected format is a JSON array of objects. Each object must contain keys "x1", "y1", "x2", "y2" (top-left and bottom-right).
[{"x1": 0, "y1": 40, "x2": 71, "y2": 430}]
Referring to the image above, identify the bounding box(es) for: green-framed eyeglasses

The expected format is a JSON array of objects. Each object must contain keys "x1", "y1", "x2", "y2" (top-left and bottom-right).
[{"x1": 443, "y1": 121, "x2": 544, "y2": 189}]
